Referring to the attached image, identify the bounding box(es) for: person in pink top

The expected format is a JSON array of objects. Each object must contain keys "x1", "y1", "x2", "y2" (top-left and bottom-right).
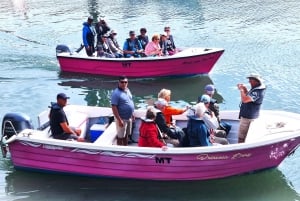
[{"x1": 145, "y1": 34, "x2": 162, "y2": 57}]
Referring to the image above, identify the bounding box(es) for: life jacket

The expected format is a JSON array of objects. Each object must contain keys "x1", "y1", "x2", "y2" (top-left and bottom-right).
[{"x1": 126, "y1": 38, "x2": 140, "y2": 51}]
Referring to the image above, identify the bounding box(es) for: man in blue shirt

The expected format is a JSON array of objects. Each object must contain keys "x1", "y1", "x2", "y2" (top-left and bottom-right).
[
  {"x1": 82, "y1": 16, "x2": 96, "y2": 56},
  {"x1": 237, "y1": 73, "x2": 266, "y2": 143},
  {"x1": 111, "y1": 76, "x2": 135, "y2": 145},
  {"x1": 123, "y1": 31, "x2": 143, "y2": 58}
]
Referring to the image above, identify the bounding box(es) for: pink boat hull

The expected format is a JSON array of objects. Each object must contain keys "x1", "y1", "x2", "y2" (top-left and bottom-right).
[
  {"x1": 8, "y1": 137, "x2": 299, "y2": 181},
  {"x1": 56, "y1": 48, "x2": 224, "y2": 78}
]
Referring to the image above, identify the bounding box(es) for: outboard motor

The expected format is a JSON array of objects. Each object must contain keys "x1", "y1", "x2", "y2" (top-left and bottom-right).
[
  {"x1": 1, "y1": 113, "x2": 34, "y2": 140},
  {"x1": 56, "y1": 44, "x2": 71, "y2": 54}
]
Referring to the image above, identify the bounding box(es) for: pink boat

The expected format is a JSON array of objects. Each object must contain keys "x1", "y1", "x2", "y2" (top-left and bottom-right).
[
  {"x1": 1, "y1": 105, "x2": 300, "y2": 181},
  {"x1": 56, "y1": 45, "x2": 224, "y2": 77}
]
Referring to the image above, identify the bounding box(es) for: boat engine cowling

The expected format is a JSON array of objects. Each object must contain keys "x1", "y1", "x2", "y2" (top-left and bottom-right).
[
  {"x1": 1, "y1": 113, "x2": 34, "y2": 140},
  {"x1": 56, "y1": 44, "x2": 71, "y2": 54}
]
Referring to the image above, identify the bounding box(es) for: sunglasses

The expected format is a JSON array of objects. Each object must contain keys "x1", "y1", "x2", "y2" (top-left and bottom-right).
[{"x1": 120, "y1": 81, "x2": 128, "y2": 84}]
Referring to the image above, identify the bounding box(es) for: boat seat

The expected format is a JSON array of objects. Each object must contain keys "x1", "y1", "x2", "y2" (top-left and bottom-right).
[
  {"x1": 93, "y1": 122, "x2": 117, "y2": 145},
  {"x1": 36, "y1": 110, "x2": 88, "y2": 139}
]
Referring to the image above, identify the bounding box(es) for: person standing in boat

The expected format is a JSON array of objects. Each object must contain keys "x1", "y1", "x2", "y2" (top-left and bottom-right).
[
  {"x1": 123, "y1": 31, "x2": 144, "y2": 58},
  {"x1": 82, "y1": 16, "x2": 96, "y2": 56},
  {"x1": 111, "y1": 76, "x2": 135, "y2": 146},
  {"x1": 237, "y1": 73, "x2": 266, "y2": 143},
  {"x1": 95, "y1": 17, "x2": 111, "y2": 46},
  {"x1": 49, "y1": 93, "x2": 84, "y2": 141}
]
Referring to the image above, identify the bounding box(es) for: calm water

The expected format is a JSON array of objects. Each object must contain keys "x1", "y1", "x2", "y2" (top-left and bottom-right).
[{"x1": 0, "y1": 0, "x2": 300, "y2": 200}]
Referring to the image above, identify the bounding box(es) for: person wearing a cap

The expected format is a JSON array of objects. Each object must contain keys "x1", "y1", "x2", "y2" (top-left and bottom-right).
[
  {"x1": 198, "y1": 84, "x2": 232, "y2": 136},
  {"x1": 154, "y1": 98, "x2": 186, "y2": 147},
  {"x1": 186, "y1": 102, "x2": 213, "y2": 146},
  {"x1": 96, "y1": 33, "x2": 115, "y2": 58},
  {"x1": 123, "y1": 31, "x2": 144, "y2": 58},
  {"x1": 111, "y1": 76, "x2": 135, "y2": 146},
  {"x1": 107, "y1": 30, "x2": 123, "y2": 58},
  {"x1": 237, "y1": 73, "x2": 266, "y2": 143},
  {"x1": 164, "y1": 26, "x2": 177, "y2": 55},
  {"x1": 199, "y1": 95, "x2": 229, "y2": 145},
  {"x1": 49, "y1": 93, "x2": 83, "y2": 141},
  {"x1": 82, "y1": 16, "x2": 96, "y2": 56},
  {"x1": 137, "y1": 28, "x2": 149, "y2": 50},
  {"x1": 95, "y1": 17, "x2": 110, "y2": 46},
  {"x1": 159, "y1": 32, "x2": 168, "y2": 56}
]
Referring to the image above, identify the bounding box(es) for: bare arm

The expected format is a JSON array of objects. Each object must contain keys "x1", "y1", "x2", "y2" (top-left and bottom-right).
[
  {"x1": 112, "y1": 105, "x2": 124, "y2": 127},
  {"x1": 60, "y1": 122, "x2": 80, "y2": 135},
  {"x1": 237, "y1": 84, "x2": 252, "y2": 103}
]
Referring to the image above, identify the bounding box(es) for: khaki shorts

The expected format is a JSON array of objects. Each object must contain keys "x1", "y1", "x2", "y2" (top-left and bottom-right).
[
  {"x1": 238, "y1": 117, "x2": 254, "y2": 141},
  {"x1": 115, "y1": 118, "x2": 132, "y2": 138}
]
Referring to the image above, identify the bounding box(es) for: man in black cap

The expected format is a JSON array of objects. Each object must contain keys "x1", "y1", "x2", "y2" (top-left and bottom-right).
[
  {"x1": 82, "y1": 16, "x2": 96, "y2": 56},
  {"x1": 237, "y1": 73, "x2": 266, "y2": 143},
  {"x1": 49, "y1": 93, "x2": 83, "y2": 141}
]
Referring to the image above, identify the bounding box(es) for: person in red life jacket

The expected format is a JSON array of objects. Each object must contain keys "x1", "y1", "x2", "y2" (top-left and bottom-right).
[{"x1": 138, "y1": 106, "x2": 167, "y2": 151}]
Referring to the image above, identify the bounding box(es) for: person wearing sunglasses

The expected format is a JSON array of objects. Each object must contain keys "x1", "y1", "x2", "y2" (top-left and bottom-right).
[
  {"x1": 164, "y1": 26, "x2": 177, "y2": 55},
  {"x1": 145, "y1": 34, "x2": 162, "y2": 57},
  {"x1": 111, "y1": 76, "x2": 135, "y2": 145}
]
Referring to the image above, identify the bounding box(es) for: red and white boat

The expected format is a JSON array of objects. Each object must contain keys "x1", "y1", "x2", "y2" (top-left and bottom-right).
[
  {"x1": 56, "y1": 45, "x2": 224, "y2": 78},
  {"x1": 1, "y1": 105, "x2": 299, "y2": 181}
]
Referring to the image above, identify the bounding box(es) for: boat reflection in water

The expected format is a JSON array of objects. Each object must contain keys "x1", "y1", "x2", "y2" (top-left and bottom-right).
[
  {"x1": 4, "y1": 169, "x2": 299, "y2": 201},
  {"x1": 58, "y1": 73, "x2": 224, "y2": 108}
]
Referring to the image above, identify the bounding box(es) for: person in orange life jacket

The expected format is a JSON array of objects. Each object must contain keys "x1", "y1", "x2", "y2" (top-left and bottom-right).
[
  {"x1": 82, "y1": 16, "x2": 96, "y2": 56},
  {"x1": 237, "y1": 73, "x2": 266, "y2": 143},
  {"x1": 49, "y1": 93, "x2": 84, "y2": 142},
  {"x1": 158, "y1": 88, "x2": 188, "y2": 127},
  {"x1": 123, "y1": 31, "x2": 144, "y2": 58},
  {"x1": 138, "y1": 106, "x2": 168, "y2": 151}
]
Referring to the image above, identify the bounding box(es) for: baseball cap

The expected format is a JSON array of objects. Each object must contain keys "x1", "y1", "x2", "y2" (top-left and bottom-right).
[
  {"x1": 129, "y1": 30, "x2": 135, "y2": 35},
  {"x1": 200, "y1": 94, "x2": 211, "y2": 104},
  {"x1": 57, "y1": 93, "x2": 70, "y2": 100},
  {"x1": 204, "y1": 84, "x2": 215, "y2": 95}
]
